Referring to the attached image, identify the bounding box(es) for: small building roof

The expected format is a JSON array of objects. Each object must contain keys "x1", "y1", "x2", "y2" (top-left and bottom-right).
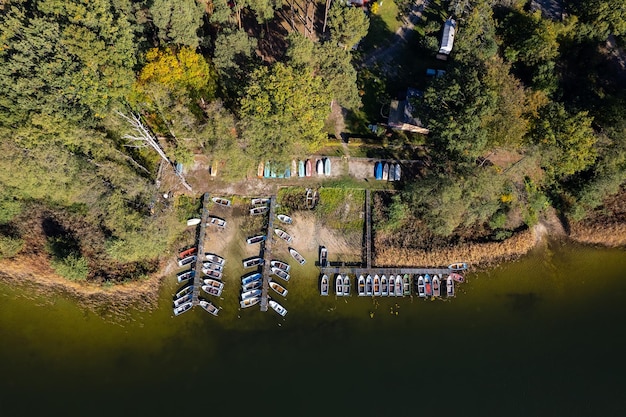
[
  {"x1": 438, "y1": 18, "x2": 456, "y2": 55},
  {"x1": 387, "y1": 89, "x2": 429, "y2": 135}
]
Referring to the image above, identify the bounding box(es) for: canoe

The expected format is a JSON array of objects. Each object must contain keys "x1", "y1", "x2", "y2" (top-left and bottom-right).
[
  {"x1": 319, "y1": 246, "x2": 328, "y2": 267},
  {"x1": 432, "y1": 274, "x2": 441, "y2": 297},
  {"x1": 381, "y1": 275, "x2": 388, "y2": 296},
  {"x1": 173, "y1": 293, "x2": 193, "y2": 308},
  {"x1": 241, "y1": 272, "x2": 262, "y2": 285},
  {"x1": 274, "y1": 228, "x2": 293, "y2": 243},
  {"x1": 178, "y1": 247, "x2": 197, "y2": 259},
  {"x1": 204, "y1": 253, "x2": 225, "y2": 265},
  {"x1": 186, "y1": 218, "x2": 201, "y2": 226},
  {"x1": 202, "y1": 269, "x2": 222, "y2": 279},
  {"x1": 320, "y1": 274, "x2": 329, "y2": 296},
  {"x1": 246, "y1": 235, "x2": 266, "y2": 245},
  {"x1": 202, "y1": 262, "x2": 223, "y2": 272},
  {"x1": 373, "y1": 275, "x2": 381, "y2": 296},
  {"x1": 264, "y1": 161, "x2": 271, "y2": 178},
  {"x1": 388, "y1": 275, "x2": 395, "y2": 296},
  {"x1": 395, "y1": 164, "x2": 401, "y2": 181},
  {"x1": 298, "y1": 160, "x2": 305, "y2": 177},
  {"x1": 358, "y1": 275, "x2": 366, "y2": 296},
  {"x1": 240, "y1": 297, "x2": 260, "y2": 309},
  {"x1": 269, "y1": 280, "x2": 288, "y2": 297},
  {"x1": 375, "y1": 162, "x2": 383, "y2": 180},
  {"x1": 175, "y1": 285, "x2": 193, "y2": 299},
  {"x1": 447, "y1": 276, "x2": 455, "y2": 297},
  {"x1": 292, "y1": 160, "x2": 297, "y2": 177},
  {"x1": 316, "y1": 159, "x2": 324, "y2": 175},
  {"x1": 448, "y1": 262, "x2": 468, "y2": 271},
  {"x1": 241, "y1": 288, "x2": 262, "y2": 300},
  {"x1": 277, "y1": 214, "x2": 292, "y2": 224},
  {"x1": 395, "y1": 276, "x2": 403, "y2": 296},
  {"x1": 177, "y1": 255, "x2": 196, "y2": 268},
  {"x1": 366, "y1": 275, "x2": 373, "y2": 296},
  {"x1": 289, "y1": 248, "x2": 306, "y2": 265},
  {"x1": 342, "y1": 275, "x2": 350, "y2": 296},
  {"x1": 173, "y1": 301, "x2": 193, "y2": 316},
  {"x1": 251, "y1": 197, "x2": 270, "y2": 206},
  {"x1": 257, "y1": 161, "x2": 264, "y2": 178},
  {"x1": 211, "y1": 197, "x2": 231, "y2": 207},
  {"x1": 242, "y1": 279, "x2": 262, "y2": 292},
  {"x1": 424, "y1": 274, "x2": 433, "y2": 296},
  {"x1": 323, "y1": 158, "x2": 331, "y2": 176},
  {"x1": 382, "y1": 163, "x2": 389, "y2": 181},
  {"x1": 449, "y1": 272, "x2": 465, "y2": 283},
  {"x1": 305, "y1": 159, "x2": 312, "y2": 177},
  {"x1": 271, "y1": 267, "x2": 290, "y2": 282},
  {"x1": 242, "y1": 257, "x2": 263, "y2": 269},
  {"x1": 199, "y1": 300, "x2": 219, "y2": 316},
  {"x1": 270, "y1": 260, "x2": 290, "y2": 273},
  {"x1": 403, "y1": 274, "x2": 411, "y2": 296},
  {"x1": 335, "y1": 274, "x2": 343, "y2": 296},
  {"x1": 269, "y1": 300, "x2": 288, "y2": 317},
  {"x1": 250, "y1": 206, "x2": 268, "y2": 215},
  {"x1": 202, "y1": 284, "x2": 223, "y2": 297},
  {"x1": 417, "y1": 275, "x2": 425, "y2": 297},
  {"x1": 176, "y1": 269, "x2": 194, "y2": 283}
]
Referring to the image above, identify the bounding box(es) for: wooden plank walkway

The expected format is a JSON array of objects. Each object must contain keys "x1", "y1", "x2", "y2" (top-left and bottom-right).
[
  {"x1": 320, "y1": 266, "x2": 450, "y2": 276},
  {"x1": 259, "y1": 195, "x2": 277, "y2": 312},
  {"x1": 365, "y1": 189, "x2": 371, "y2": 269},
  {"x1": 191, "y1": 193, "x2": 211, "y2": 306}
]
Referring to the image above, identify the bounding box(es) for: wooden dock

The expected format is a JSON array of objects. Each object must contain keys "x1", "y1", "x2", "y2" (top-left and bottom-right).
[
  {"x1": 191, "y1": 193, "x2": 211, "y2": 306},
  {"x1": 319, "y1": 266, "x2": 450, "y2": 276},
  {"x1": 259, "y1": 195, "x2": 277, "y2": 312}
]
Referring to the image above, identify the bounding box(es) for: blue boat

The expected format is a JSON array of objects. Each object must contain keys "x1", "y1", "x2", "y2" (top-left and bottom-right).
[
  {"x1": 264, "y1": 161, "x2": 270, "y2": 178},
  {"x1": 284, "y1": 168, "x2": 290, "y2": 178},
  {"x1": 375, "y1": 162, "x2": 383, "y2": 180},
  {"x1": 323, "y1": 158, "x2": 331, "y2": 176},
  {"x1": 241, "y1": 272, "x2": 262, "y2": 286},
  {"x1": 424, "y1": 274, "x2": 433, "y2": 296},
  {"x1": 298, "y1": 160, "x2": 305, "y2": 177}
]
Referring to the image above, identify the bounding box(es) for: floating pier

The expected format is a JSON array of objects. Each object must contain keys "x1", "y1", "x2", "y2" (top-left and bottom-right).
[
  {"x1": 319, "y1": 267, "x2": 450, "y2": 276},
  {"x1": 259, "y1": 195, "x2": 277, "y2": 312},
  {"x1": 191, "y1": 193, "x2": 211, "y2": 306}
]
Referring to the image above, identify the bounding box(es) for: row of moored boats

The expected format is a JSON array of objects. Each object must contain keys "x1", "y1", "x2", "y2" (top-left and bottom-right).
[
  {"x1": 374, "y1": 161, "x2": 401, "y2": 182},
  {"x1": 321, "y1": 273, "x2": 464, "y2": 298}
]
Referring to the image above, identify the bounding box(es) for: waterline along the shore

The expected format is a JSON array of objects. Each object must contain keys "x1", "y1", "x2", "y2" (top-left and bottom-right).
[{"x1": 0, "y1": 241, "x2": 624, "y2": 416}]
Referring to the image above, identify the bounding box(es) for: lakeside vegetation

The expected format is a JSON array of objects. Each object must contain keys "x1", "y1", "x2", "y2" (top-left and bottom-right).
[{"x1": 0, "y1": 0, "x2": 624, "y2": 286}]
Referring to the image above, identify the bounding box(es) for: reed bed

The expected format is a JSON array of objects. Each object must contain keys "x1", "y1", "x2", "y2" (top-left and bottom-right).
[{"x1": 569, "y1": 222, "x2": 626, "y2": 247}]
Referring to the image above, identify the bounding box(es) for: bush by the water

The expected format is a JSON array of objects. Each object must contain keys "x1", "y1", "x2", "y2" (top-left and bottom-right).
[
  {"x1": 51, "y1": 253, "x2": 89, "y2": 282},
  {"x1": 0, "y1": 236, "x2": 24, "y2": 259}
]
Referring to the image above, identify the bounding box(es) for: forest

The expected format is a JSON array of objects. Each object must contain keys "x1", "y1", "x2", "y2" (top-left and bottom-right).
[{"x1": 0, "y1": 0, "x2": 624, "y2": 284}]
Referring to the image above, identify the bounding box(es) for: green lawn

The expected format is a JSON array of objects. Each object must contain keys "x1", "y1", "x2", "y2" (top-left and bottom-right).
[{"x1": 361, "y1": 1, "x2": 402, "y2": 52}]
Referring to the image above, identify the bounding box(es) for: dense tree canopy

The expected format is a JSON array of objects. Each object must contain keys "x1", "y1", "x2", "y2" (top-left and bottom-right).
[
  {"x1": 328, "y1": 2, "x2": 370, "y2": 50},
  {"x1": 149, "y1": 0, "x2": 205, "y2": 47}
]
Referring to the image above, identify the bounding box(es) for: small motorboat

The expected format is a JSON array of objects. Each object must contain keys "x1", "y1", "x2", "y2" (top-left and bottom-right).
[
  {"x1": 381, "y1": 275, "x2": 388, "y2": 296},
  {"x1": 177, "y1": 255, "x2": 196, "y2": 267},
  {"x1": 366, "y1": 275, "x2": 373, "y2": 296},
  {"x1": 264, "y1": 161, "x2": 271, "y2": 178},
  {"x1": 316, "y1": 159, "x2": 324, "y2": 175},
  {"x1": 395, "y1": 276, "x2": 403, "y2": 296},
  {"x1": 257, "y1": 162, "x2": 264, "y2": 178},
  {"x1": 448, "y1": 262, "x2": 469, "y2": 271},
  {"x1": 173, "y1": 293, "x2": 193, "y2": 308},
  {"x1": 382, "y1": 163, "x2": 389, "y2": 181},
  {"x1": 246, "y1": 235, "x2": 266, "y2": 245},
  {"x1": 202, "y1": 269, "x2": 223, "y2": 280},
  {"x1": 424, "y1": 274, "x2": 433, "y2": 297},
  {"x1": 175, "y1": 285, "x2": 193, "y2": 299},
  {"x1": 320, "y1": 274, "x2": 329, "y2": 296},
  {"x1": 178, "y1": 247, "x2": 197, "y2": 259},
  {"x1": 298, "y1": 160, "x2": 305, "y2": 177},
  {"x1": 449, "y1": 272, "x2": 465, "y2": 283},
  {"x1": 250, "y1": 206, "x2": 268, "y2": 215},
  {"x1": 432, "y1": 274, "x2": 441, "y2": 297},
  {"x1": 176, "y1": 269, "x2": 195, "y2": 283},
  {"x1": 417, "y1": 275, "x2": 425, "y2": 297},
  {"x1": 323, "y1": 158, "x2": 331, "y2": 176},
  {"x1": 305, "y1": 159, "x2": 312, "y2": 177},
  {"x1": 211, "y1": 197, "x2": 232, "y2": 207},
  {"x1": 241, "y1": 288, "x2": 262, "y2": 300},
  {"x1": 388, "y1": 275, "x2": 395, "y2": 296},
  {"x1": 202, "y1": 262, "x2": 223, "y2": 272},
  {"x1": 242, "y1": 257, "x2": 264, "y2": 269},
  {"x1": 358, "y1": 275, "x2": 366, "y2": 296},
  {"x1": 269, "y1": 280, "x2": 288, "y2": 297},
  {"x1": 242, "y1": 279, "x2": 262, "y2": 292},
  {"x1": 174, "y1": 301, "x2": 193, "y2": 316},
  {"x1": 251, "y1": 197, "x2": 270, "y2": 206},
  {"x1": 270, "y1": 260, "x2": 290, "y2": 273},
  {"x1": 199, "y1": 299, "x2": 219, "y2": 316},
  {"x1": 342, "y1": 275, "x2": 350, "y2": 296},
  {"x1": 240, "y1": 297, "x2": 260, "y2": 309},
  {"x1": 204, "y1": 253, "x2": 225, "y2": 265},
  {"x1": 375, "y1": 162, "x2": 383, "y2": 180},
  {"x1": 373, "y1": 275, "x2": 381, "y2": 296},
  {"x1": 446, "y1": 275, "x2": 455, "y2": 297},
  {"x1": 208, "y1": 216, "x2": 227, "y2": 228},
  {"x1": 271, "y1": 267, "x2": 290, "y2": 282},
  {"x1": 202, "y1": 284, "x2": 223, "y2": 297},
  {"x1": 241, "y1": 272, "x2": 262, "y2": 285},
  {"x1": 403, "y1": 274, "x2": 411, "y2": 296},
  {"x1": 319, "y1": 246, "x2": 328, "y2": 267},
  {"x1": 274, "y1": 228, "x2": 293, "y2": 244},
  {"x1": 186, "y1": 218, "x2": 201, "y2": 226},
  {"x1": 277, "y1": 214, "x2": 292, "y2": 224},
  {"x1": 289, "y1": 248, "x2": 306, "y2": 265},
  {"x1": 335, "y1": 274, "x2": 343, "y2": 296},
  {"x1": 269, "y1": 300, "x2": 288, "y2": 317}
]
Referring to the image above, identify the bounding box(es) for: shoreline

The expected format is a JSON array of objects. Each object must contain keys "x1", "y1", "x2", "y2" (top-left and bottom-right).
[{"x1": 1, "y1": 217, "x2": 623, "y2": 310}]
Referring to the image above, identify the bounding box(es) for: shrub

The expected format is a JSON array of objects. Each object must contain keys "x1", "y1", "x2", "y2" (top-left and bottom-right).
[
  {"x1": 51, "y1": 253, "x2": 89, "y2": 282},
  {"x1": 0, "y1": 236, "x2": 24, "y2": 259}
]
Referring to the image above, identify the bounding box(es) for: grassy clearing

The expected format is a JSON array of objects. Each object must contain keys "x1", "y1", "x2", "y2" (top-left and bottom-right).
[
  {"x1": 316, "y1": 188, "x2": 365, "y2": 231},
  {"x1": 361, "y1": 1, "x2": 402, "y2": 52}
]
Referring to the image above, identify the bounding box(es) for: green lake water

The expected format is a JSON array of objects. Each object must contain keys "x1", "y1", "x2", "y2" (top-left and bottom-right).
[{"x1": 0, "y1": 241, "x2": 625, "y2": 416}]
